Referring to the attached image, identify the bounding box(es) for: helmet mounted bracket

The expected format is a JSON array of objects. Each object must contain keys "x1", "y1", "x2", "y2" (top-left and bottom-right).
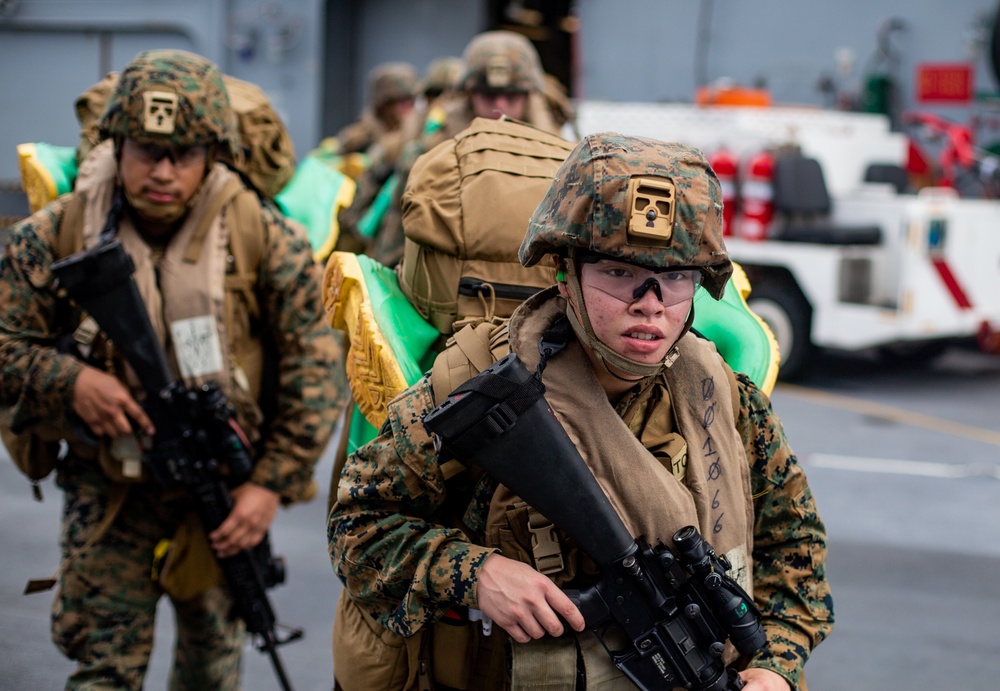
[
  {"x1": 142, "y1": 91, "x2": 179, "y2": 135},
  {"x1": 627, "y1": 176, "x2": 675, "y2": 242}
]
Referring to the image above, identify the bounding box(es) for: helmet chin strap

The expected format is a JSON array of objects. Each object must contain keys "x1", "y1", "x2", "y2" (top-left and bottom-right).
[{"x1": 563, "y1": 253, "x2": 692, "y2": 382}]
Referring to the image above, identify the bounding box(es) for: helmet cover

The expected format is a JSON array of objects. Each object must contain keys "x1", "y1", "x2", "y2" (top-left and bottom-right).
[
  {"x1": 419, "y1": 56, "x2": 465, "y2": 97},
  {"x1": 368, "y1": 62, "x2": 418, "y2": 110},
  {"x1": 97, "y1": 49, "x2": 240, "y2": 162},
  {"x1": 520, "y1": 132, "x2": 732, "y2": 299},
  {"x1": 458, "y1": 31, "x2": 543, "y2": 95}
]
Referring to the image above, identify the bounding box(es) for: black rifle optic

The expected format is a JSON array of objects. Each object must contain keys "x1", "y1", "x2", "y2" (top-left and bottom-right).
[
  {"x1": 422, "y1": 351, "x2": 766, "y2": 691},
  {"x1": 51, "y1": 239, "x2": 300, "y2": 691}
]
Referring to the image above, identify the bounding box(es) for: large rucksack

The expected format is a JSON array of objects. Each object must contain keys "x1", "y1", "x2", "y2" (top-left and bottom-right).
[
  {"x1": 397, "y1": 117, "x2": 576, "y2": 335},
  {"x1": 325, "y1": 117, "x2": 575, "y2": 455}
]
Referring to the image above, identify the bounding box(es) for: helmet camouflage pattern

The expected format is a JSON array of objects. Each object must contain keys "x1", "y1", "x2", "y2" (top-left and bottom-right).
[
  {"x1": 520, "y1": 133, "x2": 733, "y2": 299},
  {"x1": 458, "y1": 30, "x2": 543, "y2": 94},
  {"x1": 368, "y1": 62, "x2": 418, "y2": 110},
  {"x1": 419, "y1": 56, "x2": 464, "y2": 97},
  {"x1": 97, "y1": 49, "x2": 240, "y2": 161}
]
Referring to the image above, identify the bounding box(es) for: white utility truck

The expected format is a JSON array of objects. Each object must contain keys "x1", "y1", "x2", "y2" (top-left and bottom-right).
[{"x1": 575, "y1": 101, "x2": 1000, "y2": 378}]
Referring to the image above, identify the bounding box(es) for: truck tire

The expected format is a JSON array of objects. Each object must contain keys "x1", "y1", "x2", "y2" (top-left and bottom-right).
[{"x1": 747, "y1": 279, "x2": 813, "y2": 380}]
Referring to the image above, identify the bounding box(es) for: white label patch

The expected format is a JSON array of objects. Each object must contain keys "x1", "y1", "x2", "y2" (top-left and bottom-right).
[
  {"x1": 170, "y1": 316, "x2": 223, "y2": 378},
  {"x1": 724, "y1": 544, "x2": 752, "y2": 596}
]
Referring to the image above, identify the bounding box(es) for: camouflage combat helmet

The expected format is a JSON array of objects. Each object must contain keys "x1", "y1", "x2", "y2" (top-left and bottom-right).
[
  {"x1": 520, "y1": 133, "x2": 732, "y2": 300},
  {"x1": 419, "y1": 57, "x2": 465, "y2": 99},
  {"x1": 458, "y1": 30, "x2": 543, "y2": 94},
  {"x1": 368, "y1": 62, "x2": 418, "y2": 111},
  {"x1": 97, "y1": 49, "x2": 241, "y2": 162}
]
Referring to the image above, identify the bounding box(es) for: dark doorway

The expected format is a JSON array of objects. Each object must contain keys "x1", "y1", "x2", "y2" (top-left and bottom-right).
[
  {"x1": 321, "y1": 0, "x2": 362, "y2": 140},
  {"x1": 486, "y1": 0, "x2": 576, "y2": 97}
]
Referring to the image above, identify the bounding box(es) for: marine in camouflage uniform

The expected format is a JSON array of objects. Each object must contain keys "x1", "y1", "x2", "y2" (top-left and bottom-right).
[
  {"x1": 330, "y1": 135, "x2": 833, "y2": 690},
  {"x1": 333, "y1": 61, "x2": 418, "y2": 158},
  {"x1": 0, "y1": 50, "x2": 344, "y2": 689},
  {"x1": 418, "y1": 56, "x2": 465, "y2": 105},
  {"x1": 331, "y1": 62, "x2": 419, "y2": 254},
  {"x1": 357, "y1": 30, "x2": 562, "y2": 267}
]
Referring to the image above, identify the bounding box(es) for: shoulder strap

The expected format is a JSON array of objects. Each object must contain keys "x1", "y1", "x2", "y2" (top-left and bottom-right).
[
  {"x1": 452, "y1": 323, "x2": 495, "y2": 373},
  {"x1": 55, "y1": 193, "x2": 86, "y2": 259},
  {"x1": 223, "y1": 188, "x2": 267, "y2": 321},
  {"x1": 722, "y1": 358, "x2": 741, "y2": 422},
  {"x1": 184, "y1": 175, "x2": 243, "y2": 262},
  {"x1": 430, "y1": 320, "x2": 500, "y2": 405}
]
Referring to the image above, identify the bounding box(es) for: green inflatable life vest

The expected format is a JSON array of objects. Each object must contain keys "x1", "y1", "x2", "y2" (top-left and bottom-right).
[
  {"x1": 325, "y1": 252, "x2": 441, "y2": 454},
  {"x1": 693, "y1": 262, "x2": 779, "y2": 395},
  {"x1": 273, "y1": 152, "x2": 356, "y2": 262}
]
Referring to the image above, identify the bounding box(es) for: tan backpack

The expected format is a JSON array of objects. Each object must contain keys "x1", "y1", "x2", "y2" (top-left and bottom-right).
[
  {"x1": 397, "y1": 117, "x2": 574, "y2": 336},
  {"x1": 75, "y1": 72, "x2": 296, "y2": 198}
]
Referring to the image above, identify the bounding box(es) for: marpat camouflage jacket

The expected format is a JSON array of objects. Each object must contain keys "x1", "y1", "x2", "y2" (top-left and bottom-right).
[{"x1": 330, "y1": 357, "x2": 833, "y2": 688}]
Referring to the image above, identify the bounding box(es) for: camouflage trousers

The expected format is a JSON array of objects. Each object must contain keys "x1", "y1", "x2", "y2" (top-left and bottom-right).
[{"x1": 52, "y1": 461, "x2": 245, "y2": 690}]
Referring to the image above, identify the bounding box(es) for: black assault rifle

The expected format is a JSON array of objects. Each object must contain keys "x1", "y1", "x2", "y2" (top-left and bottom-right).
[
  {"x1": 422, "y1": 352, "x2": 766, "y2": 691},
  {"x1": 51, "y1": 239, "x2": 300, "y2": 691}
]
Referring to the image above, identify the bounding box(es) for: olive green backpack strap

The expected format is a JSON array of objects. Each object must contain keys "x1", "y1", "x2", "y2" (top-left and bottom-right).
[
  {"x1": 181, "y1": 177, "x2": 264, "y2": 323},
  {"x1": 427, "y1": 320, "x2": 509, "y2": 507},
  {"x1": 184, "y1": 176, "x2": 243, "y2": 261},
  {"x1": 327, "y1": 404, "x2": 355, "y2": 516}
]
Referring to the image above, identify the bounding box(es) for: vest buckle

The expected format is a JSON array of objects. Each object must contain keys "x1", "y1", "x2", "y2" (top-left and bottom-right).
[{"x1": 527, "y1": 510, "x2": 565, "y2": 576}]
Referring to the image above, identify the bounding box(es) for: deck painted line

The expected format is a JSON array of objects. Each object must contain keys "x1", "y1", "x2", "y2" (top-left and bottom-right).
[
  {"x1": 777, "y1": 383, "x2": 1000, "y2": 448},
  {"x1": 805, "y1": 453, "x2": 999, "y2": 478}
]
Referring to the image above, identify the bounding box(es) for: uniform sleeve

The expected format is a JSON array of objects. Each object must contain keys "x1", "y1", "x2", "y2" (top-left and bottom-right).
[
  {"x1": 0, "y1": 202, "x2": 86, "y2": 433},
  {"x1": 249, "y1": 205, "x2": 347, "y2": 503},
  {"x1": 735, "y1": 373, "x2": 834, "y2": 690},
  {"x1": 329, "y1": 375, "x2": 496, "y2": 637}
]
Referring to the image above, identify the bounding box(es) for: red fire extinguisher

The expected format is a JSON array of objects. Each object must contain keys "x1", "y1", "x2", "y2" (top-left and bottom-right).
[
  {"x1": 738, "y1": 150, "x2": 775, "y2": 241},
  {"x1": 708, "y1": 148, "x2": 739, "y2": 236}
]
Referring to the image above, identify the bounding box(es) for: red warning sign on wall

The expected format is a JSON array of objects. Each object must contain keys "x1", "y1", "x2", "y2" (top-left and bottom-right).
[{"x1": 916, "y1": 63, "x2": 974, "y2": 104}]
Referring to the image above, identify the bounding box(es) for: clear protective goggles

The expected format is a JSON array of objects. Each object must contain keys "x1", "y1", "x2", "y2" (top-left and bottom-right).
[{"x1": 578, "y1": 257, "x2": 702, "y2": 307}]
